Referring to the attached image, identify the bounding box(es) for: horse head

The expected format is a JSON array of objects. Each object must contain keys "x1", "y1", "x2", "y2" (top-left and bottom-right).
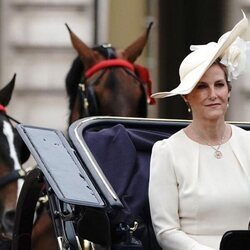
[
  {"x1": 0, "y1": 74, "x2": 30, "y2": 238},
  {"x1": 65, "y1": 23, "x2": 154, "y2": 125}
]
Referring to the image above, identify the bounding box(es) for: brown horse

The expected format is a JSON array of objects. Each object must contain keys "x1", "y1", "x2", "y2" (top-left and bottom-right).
[
  {"x1": 12, "y1": 24, "x2": 155, "y2": 250},
  {"x1": 65, "y1": 22, "x2": 155, "y2": 125},
  {"x1": 0, "y1": 75, "x2": 30, "y2": 249}
]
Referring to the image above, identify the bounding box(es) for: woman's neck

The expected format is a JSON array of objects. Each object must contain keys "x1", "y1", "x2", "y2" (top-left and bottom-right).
[{"x1": 186, "y1": 118, "x2": 229, "y2": 145}]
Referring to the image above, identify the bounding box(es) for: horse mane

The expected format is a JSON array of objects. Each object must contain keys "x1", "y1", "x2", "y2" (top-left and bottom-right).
[
  {"x1": 65, "y1": 45, "x2": 117, "y2": 121},
  {"x1": 65, "y1": 56, "x2": 84, "y2": 112}
]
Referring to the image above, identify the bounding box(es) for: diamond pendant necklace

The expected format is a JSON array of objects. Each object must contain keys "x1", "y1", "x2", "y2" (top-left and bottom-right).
[
  {"x1": 206, "y1": 139, "x2": 224, "y2": 159},
  {"x1": 191, "y1": 125, "x2": 227, "y2": 159}
]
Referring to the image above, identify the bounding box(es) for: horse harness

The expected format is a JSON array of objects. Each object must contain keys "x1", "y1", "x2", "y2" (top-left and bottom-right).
[
  {"x1": 0, "y1": 104, "x2": 30, "y2": 188},
  {"x1": 77, "y1": 44, "x2": 154, "y2": 117}
]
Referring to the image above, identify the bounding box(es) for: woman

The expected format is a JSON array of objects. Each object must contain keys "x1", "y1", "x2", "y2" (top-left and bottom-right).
[{"x1": 148, "y1": 11, "x2": 250, "y2": 250}]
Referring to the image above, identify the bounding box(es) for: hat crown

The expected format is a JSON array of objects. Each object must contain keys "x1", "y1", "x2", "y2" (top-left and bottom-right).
[
  {"x1": 151, "y1": 10, "x2": 249, "y2": 99},
  {"x1": 179, "y1": 42, "x2": 218, "y2": 81}
]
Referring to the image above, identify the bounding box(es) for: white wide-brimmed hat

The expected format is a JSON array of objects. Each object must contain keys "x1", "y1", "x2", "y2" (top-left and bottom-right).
[{"x1": 152, "y1": 11, "x2": 249, "y2": 98}]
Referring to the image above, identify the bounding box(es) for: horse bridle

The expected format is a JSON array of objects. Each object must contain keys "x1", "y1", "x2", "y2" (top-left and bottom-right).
[
  {"x1": 77, "y1": 44, "x2": 146, "y2": 117},
  {"x1": 78, "y1": 59, "x2": 142, "y2": 117},
  {"x1": 0, "y1": 105, "x2": 30, "y2": 188}
]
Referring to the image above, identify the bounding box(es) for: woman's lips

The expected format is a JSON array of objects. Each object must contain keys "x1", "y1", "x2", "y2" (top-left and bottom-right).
[{"x1": 205, "y1": 103, "x2": 221, "y2": 107}]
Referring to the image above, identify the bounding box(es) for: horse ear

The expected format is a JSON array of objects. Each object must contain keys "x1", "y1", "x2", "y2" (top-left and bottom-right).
[
  {"x1": 0, "y1": 73, "x2": 16, "y2": 106},
  {"x1": 120, "y1": 22, "x2": 153, "y2": 63},
  {"x1": 65, "y1": 23, "x2": 97, "y2": 68}
]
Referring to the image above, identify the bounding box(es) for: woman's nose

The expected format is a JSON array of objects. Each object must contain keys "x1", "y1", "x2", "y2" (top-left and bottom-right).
[{"x1": 208, "y1": 87, "x2": 217, "y2": 100}]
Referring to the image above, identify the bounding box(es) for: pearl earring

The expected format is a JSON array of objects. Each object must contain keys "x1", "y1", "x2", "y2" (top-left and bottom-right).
[{"x1": 188, "y1": 107, "x2": 191, "y2": 113}]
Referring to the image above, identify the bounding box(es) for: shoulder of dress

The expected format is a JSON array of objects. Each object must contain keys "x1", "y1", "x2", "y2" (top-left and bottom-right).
[
  {"x1": 231, "y1": 124, "x2": 250, "y2": 136},
  {"x1": 153, "y1": 129, "x2": 192, "y2": 150}
]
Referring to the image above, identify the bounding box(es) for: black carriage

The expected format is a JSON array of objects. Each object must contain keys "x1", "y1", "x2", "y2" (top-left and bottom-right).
[{"x1": 11, "y1": 117, "x2": 250, "y2": 250}]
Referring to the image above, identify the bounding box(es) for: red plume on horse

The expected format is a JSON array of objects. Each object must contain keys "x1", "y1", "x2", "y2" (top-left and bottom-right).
[{"x1": 65, "y1": 22, "x2": 155, "y2": 125}]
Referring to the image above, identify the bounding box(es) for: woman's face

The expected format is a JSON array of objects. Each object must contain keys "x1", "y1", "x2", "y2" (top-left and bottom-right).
[{"x1": 184, "y1": 64, "x2": 231, "y2": 121}]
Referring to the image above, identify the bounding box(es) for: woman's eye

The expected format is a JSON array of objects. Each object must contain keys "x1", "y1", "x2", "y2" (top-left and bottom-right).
[
  {"x1": 196, "y1": 84, "x2": 207, "y2": 89},
  {"x1": 216, "y1": 82, "x2": 225, "y2": 87}
]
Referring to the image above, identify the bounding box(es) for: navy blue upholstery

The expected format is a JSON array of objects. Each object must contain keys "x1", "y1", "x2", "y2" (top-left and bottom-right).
[{"x1": 83, "y1": 124, "x2": 171, "y2": 249}]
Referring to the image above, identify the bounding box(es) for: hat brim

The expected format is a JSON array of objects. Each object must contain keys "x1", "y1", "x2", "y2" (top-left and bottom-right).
[{"x1": 152, "y1": 10, "x2": 248, "y2": 98}]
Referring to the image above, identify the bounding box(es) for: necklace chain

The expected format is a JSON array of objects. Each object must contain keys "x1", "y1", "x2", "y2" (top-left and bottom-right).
[{"x1": 190, "y1": 125, "x2": 227, "y2": 159}]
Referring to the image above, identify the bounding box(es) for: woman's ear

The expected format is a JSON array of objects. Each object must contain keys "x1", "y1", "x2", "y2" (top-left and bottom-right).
[
  {"x1": 182, "y1": 95, "x2": 191, "y2": 113},
  {"x1": 227, "y1": 83, "x2": 232, "y2": 99},
  {"x1": 182, "y1": 95, "x2": 188, "y2": 102}
]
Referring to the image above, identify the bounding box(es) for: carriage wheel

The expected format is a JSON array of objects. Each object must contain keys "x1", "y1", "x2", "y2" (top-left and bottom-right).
[{"x1": 12, "y1": 168, "x2": 86, "y2": 250}]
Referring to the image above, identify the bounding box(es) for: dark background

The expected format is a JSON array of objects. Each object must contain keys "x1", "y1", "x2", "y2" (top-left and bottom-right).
[{"x1": 157, "y1": 0, "x2": 225, "y2": 119}]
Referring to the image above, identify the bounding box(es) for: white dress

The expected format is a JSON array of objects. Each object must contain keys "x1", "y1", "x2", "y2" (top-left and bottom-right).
[{"x1": 148, "y1": 125, "x2": 250, "y2": 250}]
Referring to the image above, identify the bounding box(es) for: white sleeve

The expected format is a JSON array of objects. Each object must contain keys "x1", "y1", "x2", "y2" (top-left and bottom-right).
[{"x1": 148, "y1": 140, "x2": 216, "y2": 250}]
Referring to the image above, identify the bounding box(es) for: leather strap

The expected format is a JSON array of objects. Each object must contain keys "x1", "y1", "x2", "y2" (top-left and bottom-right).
[{"x1": 85, "y1": 59, "x2": 134, "y2": 78}]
